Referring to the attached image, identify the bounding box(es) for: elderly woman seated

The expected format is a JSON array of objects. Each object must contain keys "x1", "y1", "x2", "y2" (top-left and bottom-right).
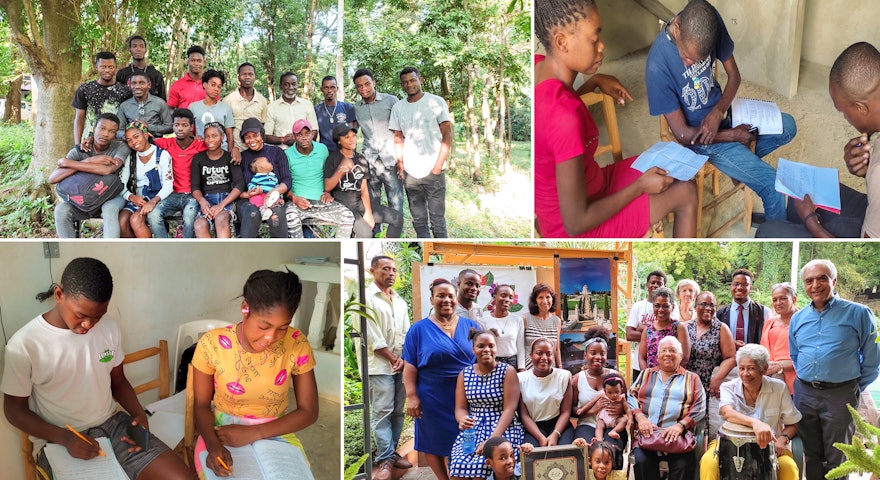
[
  {"x1": 699, "y1": 344, "x2": 801, "y2": 480},
  {"x1": 630, "y1": 336, "x2": 705, "y2": 480}
]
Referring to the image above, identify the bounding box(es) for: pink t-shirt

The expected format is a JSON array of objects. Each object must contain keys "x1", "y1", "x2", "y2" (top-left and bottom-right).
[{"x1": 534, "y1": 55, "x2": 649, "y2": 238}]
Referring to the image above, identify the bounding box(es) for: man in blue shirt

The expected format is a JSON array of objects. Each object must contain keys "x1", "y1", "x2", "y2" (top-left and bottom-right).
[
  {"x1": 789, "y1": 259, "x2": 880, "y2": 480},
  {"x1": 314, "y1": 76, "x2": 357, "y2": 152},
  {"x1": 645, "y1": 0, "x2": 796, "y2": 222}
]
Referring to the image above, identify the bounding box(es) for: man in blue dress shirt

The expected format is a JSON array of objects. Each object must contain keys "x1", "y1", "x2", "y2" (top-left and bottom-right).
[{"x1": 789, "y1": 259, "x2": 880, "y2": 480}]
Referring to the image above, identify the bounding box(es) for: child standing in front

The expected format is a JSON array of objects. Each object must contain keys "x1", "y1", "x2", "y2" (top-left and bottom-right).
[{"x1": 1, "y1": 257, "x2": 193, "y2": 480}]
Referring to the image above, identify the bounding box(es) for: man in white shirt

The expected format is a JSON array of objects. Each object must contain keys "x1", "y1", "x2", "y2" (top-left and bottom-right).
[
  {"x1": 357, "y1": 255, "x2": 413, "y2": 479},
  {"x1": 625, "y1": 270, "x2": 666, "y2": 381}
]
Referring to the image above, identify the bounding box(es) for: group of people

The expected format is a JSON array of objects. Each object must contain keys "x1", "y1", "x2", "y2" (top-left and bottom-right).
[
  {"x1": 55, "y1": 35, "x2": 454, "y2": 239},
  {"x1": 535, "y1": 0, "x2": 880, "y2": 239},
  {"x1": 358, "y1": 254, "x2": 880, "y2": 480},
  {"x1": 2, "y1": 258, "x2": 319, "y2": 479}
]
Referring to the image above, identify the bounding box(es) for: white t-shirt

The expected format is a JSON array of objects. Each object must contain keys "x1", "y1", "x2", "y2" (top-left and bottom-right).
[
  {"x1": 518, "y1": 368, "x2": 571, "y2": 422},
  {"x1": 625, "y1": 299, "x2": 655, "y2": 371},
  {"x1": 479, "y1": 313, "x2": 524, "y2": 369},
  {"x1": 575, "y1": 371, "x2": 602, "y2": 427},
  {"x1": 388, "y1": 92, "x2": 451, "y2": 179},
  {"x1": 1, "y1": 315, "x2": 124, "y2": 450}
]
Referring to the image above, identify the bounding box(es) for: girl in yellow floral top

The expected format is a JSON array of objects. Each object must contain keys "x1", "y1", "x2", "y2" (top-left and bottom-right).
[{"x1": 192, "y1": 269, "x2": 318, "y2": 478}]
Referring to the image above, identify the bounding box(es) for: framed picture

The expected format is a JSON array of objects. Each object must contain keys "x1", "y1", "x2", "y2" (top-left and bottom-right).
[{"x1": 522, "y1": 444, "x2": 587, "y2": 480}]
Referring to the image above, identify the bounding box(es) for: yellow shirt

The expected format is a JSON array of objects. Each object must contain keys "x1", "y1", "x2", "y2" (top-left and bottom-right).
[{"x1": 192, "y1": 325, "x2": 316, "y2": 418}]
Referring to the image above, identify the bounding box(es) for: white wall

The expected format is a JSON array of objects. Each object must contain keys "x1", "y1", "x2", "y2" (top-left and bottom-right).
[
  {"x1": 0, "y1": 241, "x2": 341, "y2": 479},
  {"x1": 802, "y1": 0, "x2": 880, "y2": 68}
]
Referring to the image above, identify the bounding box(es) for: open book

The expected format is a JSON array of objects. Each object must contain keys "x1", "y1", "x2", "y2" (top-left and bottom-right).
[
  {"x1": 44, "y1": 437, "x2": 129, "y2": 480},
  {"x1": 731, "y1": 97, "x2": 783, "y2": 135},
  {"x1": 631, "y1": 141, "x2": 709, "y2": 181},
  {"x1": 199, "y1": 439, "x2": 314, "y2": 480},
  {"x1": 775, "y1": 158, "x2": 841, "y2": 213}
]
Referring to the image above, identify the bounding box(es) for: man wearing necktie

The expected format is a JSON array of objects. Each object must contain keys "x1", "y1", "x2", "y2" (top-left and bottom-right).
[
  {"x1": 790, "y1": 259, "x2": 880, "y2": 480},
  {"x1": 715, "y1": 268, "x2": 771, "y2": 349}
]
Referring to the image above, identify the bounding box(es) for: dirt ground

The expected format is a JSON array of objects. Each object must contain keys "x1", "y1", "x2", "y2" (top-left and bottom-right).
[{"x1": 582, "y1": 48, "x2": 862, "y2": 237}]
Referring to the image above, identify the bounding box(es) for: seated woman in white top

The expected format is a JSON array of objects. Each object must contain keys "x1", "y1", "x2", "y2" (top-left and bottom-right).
[
  {"x1": 518, "y1": 338, "x2": 574, "y2": 446},
  {"x1": 699, "y1": 343, "x2": 801, "y2": 480},
  {"x1": 480, "y1": 284, "x2": 524, "y2": 371}
]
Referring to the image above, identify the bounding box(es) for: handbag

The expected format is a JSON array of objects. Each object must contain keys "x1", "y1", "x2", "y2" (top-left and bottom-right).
[{"x1": 634, "y1": 427, "x2": 696, "y2": 454}]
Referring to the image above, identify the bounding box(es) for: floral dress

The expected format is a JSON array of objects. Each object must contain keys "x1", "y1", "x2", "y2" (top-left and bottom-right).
[
  {"x1": 448, "y1": 363, "x2": 524, "y2": 478},
  {"x1": 645, "y1": 320, "x2": 680, "y2": 368},
  {"x1": 686, "y1": 319, "x2": 723, "y2": 392}
]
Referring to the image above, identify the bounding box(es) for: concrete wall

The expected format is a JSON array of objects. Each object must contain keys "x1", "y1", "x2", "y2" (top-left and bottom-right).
[
  {"x1": 802, "y1": 0, "x2": 880, "y2": 67},
  {"x1": 0, "y1": 241, "x2": 341, "y2": 480}
]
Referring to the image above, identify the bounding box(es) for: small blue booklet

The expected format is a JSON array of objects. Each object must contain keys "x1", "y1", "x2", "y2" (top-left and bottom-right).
[
  {"x1": 774, "y1": 158, "x2": 841, "y2": 213},
  {"x1": 631, "y1": 142, "x2": 710, "y2": 181}
]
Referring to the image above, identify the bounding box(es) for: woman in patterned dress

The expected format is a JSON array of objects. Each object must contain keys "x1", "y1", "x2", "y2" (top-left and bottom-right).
[
  {"x1": 685, "y1": 291, "x2": 735, "y2": 438},
  {"x1": 448, "y1": 328, "x2": 523, "y2": 480},
  {"x1": 638, "y1": 287, "x2": 690, "y2": 370},
  {"x1": 522, "y1": 283, "x2": 562, "y2": 369}
]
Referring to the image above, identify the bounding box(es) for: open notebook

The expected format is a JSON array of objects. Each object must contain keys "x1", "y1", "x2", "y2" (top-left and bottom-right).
[
  {"x1": 731, "y1": 97, "x2": 783, "y2": 135},
  {"x1": 44, "y1": 437, "x2": 129, "y2": 480},
  {"x1": 199, "y1": 439, "x2": 314, "y2": 480}
]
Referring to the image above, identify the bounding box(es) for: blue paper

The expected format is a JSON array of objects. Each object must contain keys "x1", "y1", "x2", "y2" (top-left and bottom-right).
[
  {"x1": 631, "y1": 142, "x2": 710, "y2": 181},
  {"x1": 774, "y1": 158, "x2": 841, "y2": 213}
]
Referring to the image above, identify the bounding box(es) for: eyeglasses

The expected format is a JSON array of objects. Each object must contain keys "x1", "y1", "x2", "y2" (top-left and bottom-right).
[
  {"x1": 697, "y1": 302, "x2": 716, "y2": 309},
  {"x1": 732, "y1": 282, "x2": 751, "y2": 288}
]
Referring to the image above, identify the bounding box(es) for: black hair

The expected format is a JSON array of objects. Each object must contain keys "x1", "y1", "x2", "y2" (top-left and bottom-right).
[
  {"x1": 242, "y1": 269, "x2": 303, "y2": 317},
  {"x1": 353, "y1": 68, "x2": 374, "y2": 82},
  {"x1": 203, "y1": 121, "x2": 225, "y2": 137},
  {"x1": 491, "y1": 284, "x2": 513, "y2": 298},
  {"x1": 202, "y1": 69, "x2": 226, "y2": 86},
  {"x1": 584, "y1": 325, "x2": 610, "y2": 343},
  {"x1": 96, "y1": 112, "x2": 120, "y2": 126},
  {"x1": 602, "y1": 371, "x2": 626, "y2": 389},
  {"x1": 482, "y1": 436, "x2": 511, "y2": 459},
  {"x1": 457, "y1": 269, "x2": 480, "y2": 284},
  {"x1": 468, "y1": 327, "x2": 499, "y2": 343},
  {"x1": 370, "y1": 255, "x2": 394, "y2": 268},
  {"x1": 830, "y1": 42, "x2": 880, "y2": 102},
  {"x1": 678, "y1": 0, "x2": 719, "y2": 59},
  {"x1": 128, "y1": 72, "x2": 150, "y2": 83},
  {"x1": 650, "y1": 286, "x2": 675, "y2": 303},
  {"x1": 280, "y1": 71, "x2": 299, "y2": 83},
  {"x1": 731, "y1": 268, "x2": 754, "y2": 283},
  {"x1": 171, "y1": 108, "x2": 195, "y2": 125},
  {"x1": 429, "y1": 278, "x2": 455, "y2": 295},
  {"x1": 528, "y1": 283, "x2": 557, "y2": 315},
  {"x1": 529, "y1": 336, "x2": 553, "y2": 353},
  {"x1": 321, "y1": 75, "x2": 337, "y2": 85},
  {"x1": 237, "y1": 62, "x2": 256, "y2": 74},
  {"x1": 127, "y1": 35, "x2": 146, "y2": 48},
  {"x1": 186, "y1": 45, "x2": 206, "y2": 58},
  {"x1": 399, "y1": 66, "x2": 420, "y2": 78},
  {"x1": 535, "y1": 0, "x2": 597, "y2": 52},
  {"x1": 49, "y1": 257, "x2": 114, "y2": 303},
  {"x1": 646, "y1": 270, "x2": 667, "y2": 285},
  {"x1": 588, "y1": 440, "x2": 615, "y2": 462},
  {"x1": 94, "y1": 51, "x2": 116, "y2": 64}
]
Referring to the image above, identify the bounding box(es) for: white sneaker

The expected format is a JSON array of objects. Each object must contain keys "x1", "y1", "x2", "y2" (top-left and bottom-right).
[
  {"x1": 265, "y1": 190, "x2": 281, "y2": 208},
  {"x1": 260, "y1": 207, "x2": 272, "y2": 221}
]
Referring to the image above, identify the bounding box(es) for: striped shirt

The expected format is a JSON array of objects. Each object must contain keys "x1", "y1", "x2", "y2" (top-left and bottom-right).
[{"x1": 629, "y1": 366, "x2": 705, "y2": 430}]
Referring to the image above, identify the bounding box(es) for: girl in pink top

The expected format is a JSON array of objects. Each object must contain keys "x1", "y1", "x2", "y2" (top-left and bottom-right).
[{"x1": 534, "y1": 0, "x2": 697, "y2": 238}]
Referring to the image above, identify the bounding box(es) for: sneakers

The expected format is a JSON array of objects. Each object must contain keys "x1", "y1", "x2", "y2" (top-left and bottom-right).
[
  {"x1": 265, "y1": 190, "x2": 281, "y2": 208},
  {"x1": 260, "y1": 206, "x2": 272, "y2": 221},
  {"x1": 373, "y1": 459, "x2": 394, "y2": 480},
  {"x1": 392, "y1": 452, "x2": 413, "y2": 469}
]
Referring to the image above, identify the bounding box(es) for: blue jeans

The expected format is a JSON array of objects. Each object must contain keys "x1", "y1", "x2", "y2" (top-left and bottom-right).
[
  {"x1": 151, "y1": 192, "x2": 198, "y2": 238},
  {"x1": 404, "y1": 171, "x2": 447, "y2": 238},
  {"x1": 688, "y1": 113, "x2": 797, "y2": 221},
  {"x1": 235, "y1": 199, "x2": 288, "y2": 237},
  {"x1": 755, "y1": 183, "x2": 867, "y2": 238},
  {"x1": 370, "y1": 374, "x2": 406, "y2": 463},
  {"x1": 367, "y1": 157, "x2": 405, "y2": 214},
  {"x1": 55, "y1": 195, "x2": 125, "y2": 238}
]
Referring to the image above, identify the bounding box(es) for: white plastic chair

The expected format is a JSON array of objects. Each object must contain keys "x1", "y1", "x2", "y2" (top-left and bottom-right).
[{"x1": 172, "y1": 319, "x2": 233, "y2": 392}]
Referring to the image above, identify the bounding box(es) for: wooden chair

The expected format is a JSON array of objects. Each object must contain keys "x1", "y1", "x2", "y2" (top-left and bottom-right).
[
  {"x1": 183, "y1": 364, "x2": 198, "y2": 467},
  {"x1": 19, "y1": 340, "x2": 172, "y2": 480}
]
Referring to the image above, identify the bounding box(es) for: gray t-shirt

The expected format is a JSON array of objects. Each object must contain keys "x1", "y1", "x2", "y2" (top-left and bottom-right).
[
  {"x1": 388, "y1": 92, "x2": 451, "y2": 179},
  {"x1": 189, "y1": 100, "x2": 235, "y2": 151},
  {"x1": 66, "y1": 140, "x2": 131, "y2": 165},
  {"x1": 354, "y1": 92, "x2": 398, "y2": 166}
]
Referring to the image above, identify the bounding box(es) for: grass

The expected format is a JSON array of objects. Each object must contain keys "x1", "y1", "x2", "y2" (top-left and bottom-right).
[{"x1": 0, "y1": 122, "x2": 56, "y2": 237}]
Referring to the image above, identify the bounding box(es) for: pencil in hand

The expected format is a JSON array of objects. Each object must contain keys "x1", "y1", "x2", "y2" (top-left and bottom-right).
[
  {"x1": 65, "y1": 424, "x2": 105, "y2": 456},
  {"x1": 217, "y1": 456, "x2": 232, "y2": 473}
]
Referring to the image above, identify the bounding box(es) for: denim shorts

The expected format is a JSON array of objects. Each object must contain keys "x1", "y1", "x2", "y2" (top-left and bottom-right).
[
  {"x1": 122, "y1": 191, "x2": 160, "y2": 213},
  {"x1": 36, "y1": 411, "x2": 170, "y2": 479},
  {"x1": 198, "y1": 192, "x2": 234, "y2": 219}
]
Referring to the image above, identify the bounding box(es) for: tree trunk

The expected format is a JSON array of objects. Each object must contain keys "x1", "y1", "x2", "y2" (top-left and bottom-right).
[
  {"x1": 302, "y1": 0, "x2": 318, "y2": 99},
  {"x1": 496, "y1": 83, "x2": 507, "y2": 172},
  {"x1": 260, "y1": 0, "x2": 277, "y2": 101},
  {"x1": 1, "y1": 0, "x2": 83, "y2": 187},
  {"x1": 466, "y1": 64, "x2": 480, "y2": 179},
  {"x1": 336, "y1": 0, "x2": 345, "y2": 100},
  {"x1": 482, "y1": 77, "x2": 494, "y2": 153},
  {"x1": 3, "y1": 74, "x2": 22, "y2": 123}
]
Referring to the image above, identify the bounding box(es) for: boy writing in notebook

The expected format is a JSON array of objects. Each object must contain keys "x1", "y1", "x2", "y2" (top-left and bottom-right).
[{"x1": 1, "y1": 257, "x2": 193, "y2": 480}]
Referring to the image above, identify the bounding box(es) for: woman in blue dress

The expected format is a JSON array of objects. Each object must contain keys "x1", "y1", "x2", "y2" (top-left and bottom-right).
[
  {"x1": 449, "y1": 328, "x2": 524, "y2": 480},
  {"x1": 403, "y1": 279, "x2": 481, "y2": 480}
]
